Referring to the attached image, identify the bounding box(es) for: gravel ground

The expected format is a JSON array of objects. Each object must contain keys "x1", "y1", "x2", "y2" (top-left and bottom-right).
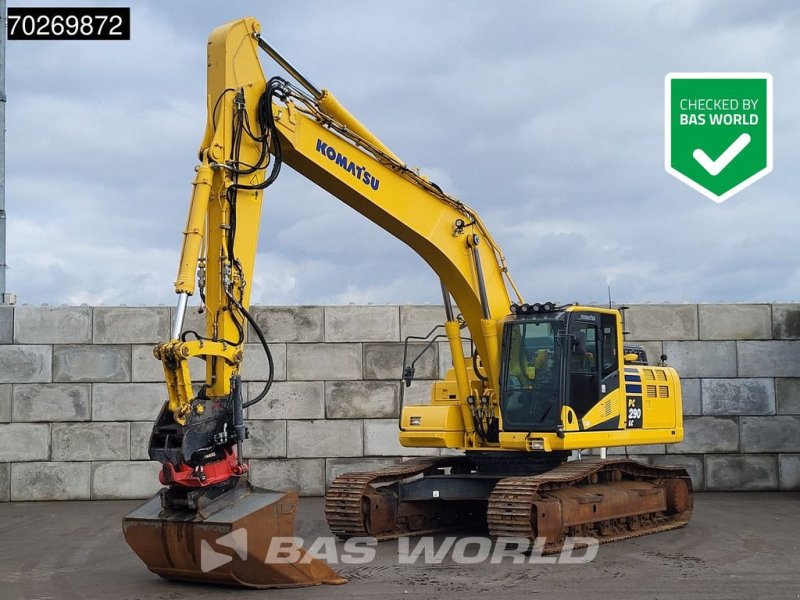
[{"x1": 0, "y1": 492, "x2": 798, "y2": 600}]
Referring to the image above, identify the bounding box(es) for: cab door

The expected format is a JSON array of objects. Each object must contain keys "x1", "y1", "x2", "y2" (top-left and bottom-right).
[{"x1": 567, "y1": 316, "x2": 601, "y2": 419}]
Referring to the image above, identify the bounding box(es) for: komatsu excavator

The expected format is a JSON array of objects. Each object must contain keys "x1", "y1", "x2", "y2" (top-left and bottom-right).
[{"x1": 123, "y1": 17, "x2": 693, "y2": 588}]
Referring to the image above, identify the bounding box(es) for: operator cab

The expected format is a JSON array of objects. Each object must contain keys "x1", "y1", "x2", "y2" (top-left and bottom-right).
[{"x1": 499, "y1": 304, "x2": 621, "y2": 433}]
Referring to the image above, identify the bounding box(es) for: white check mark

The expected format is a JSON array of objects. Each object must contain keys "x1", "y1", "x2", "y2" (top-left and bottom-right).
[{"x1": 692, "y1": 133, "x2": 751, "y2": 176}]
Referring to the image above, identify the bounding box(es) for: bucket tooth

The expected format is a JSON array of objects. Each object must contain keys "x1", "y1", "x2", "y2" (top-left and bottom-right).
[{"x1": 123, "y1": 481, "x2": 346, "y2": 588}]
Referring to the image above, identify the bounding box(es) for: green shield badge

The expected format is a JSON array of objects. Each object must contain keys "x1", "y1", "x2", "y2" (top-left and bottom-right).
[{"x1": 665, "y1": 73, "x2": 772, "y2": 203}]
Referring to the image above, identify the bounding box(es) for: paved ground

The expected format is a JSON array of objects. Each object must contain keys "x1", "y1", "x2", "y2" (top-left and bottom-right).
[{"x1": 0, "y1": 493, "x2": 798, "y2": 600}]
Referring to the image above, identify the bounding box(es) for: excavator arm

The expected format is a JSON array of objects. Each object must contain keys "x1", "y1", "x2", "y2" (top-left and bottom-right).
[{"x1": 161, "y1": 18, "x2": 269, "y2": 414}]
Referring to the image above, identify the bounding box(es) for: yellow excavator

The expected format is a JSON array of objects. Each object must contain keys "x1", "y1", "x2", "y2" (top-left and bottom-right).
[{"x1": 123, "y1": 17, "x2": 692, "y2": 588}]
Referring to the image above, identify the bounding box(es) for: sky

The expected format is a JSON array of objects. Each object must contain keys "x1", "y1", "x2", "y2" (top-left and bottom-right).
[{"x1": 4, "y1": 0, "x2": 800, "y2": 307}]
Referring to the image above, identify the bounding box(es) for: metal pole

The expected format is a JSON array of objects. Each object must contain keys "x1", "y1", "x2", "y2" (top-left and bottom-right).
[
  {"x1": 470, "y1": 237, "x2": 491, "y2": 319},
  {"x1": 440, "y1": 280, "x2": 454, "y2": 322},
  {"x1": 171, "y1": 292, "x2": 189, "y2": 340},
  {"x1": 255, "y1": 35, "x2": 322, "y2": 99},
  {"x1": 0, "y1": 0, "x2": 7, "y2": 299}
]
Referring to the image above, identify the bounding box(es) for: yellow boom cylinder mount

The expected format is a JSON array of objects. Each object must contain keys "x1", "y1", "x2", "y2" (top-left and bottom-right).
[
  {"x1": 174, "y1": 162, "x2": 213, "y2": 295},
  {"x1": 445, "y1": 319, "x2": 475, "y2": 436},
  {"x1": 254, "y1": 33, "x2": 401, "y2": 166},
  {"x1": 479, "y1": 318, "x2": 500, "y2": 393}
]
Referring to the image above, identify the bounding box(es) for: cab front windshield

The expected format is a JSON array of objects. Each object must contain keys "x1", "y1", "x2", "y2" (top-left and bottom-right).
[{"x1": 500, "y1": 320, "x2": 563, "y2": 431}]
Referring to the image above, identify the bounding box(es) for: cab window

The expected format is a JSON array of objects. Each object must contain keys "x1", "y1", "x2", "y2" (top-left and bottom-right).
[
  {"x1": 569, "y1": 321, "x2": 599, "y2": 418},
  {"x1": 601, "y1": 313, "x2": 618, "y2": 379}
]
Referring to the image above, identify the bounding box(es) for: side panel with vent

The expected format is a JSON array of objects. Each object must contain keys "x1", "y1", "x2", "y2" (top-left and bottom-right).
[
  {"x1": 638, "y1": 366, "x2": 677, "y2": 429},
  {"x1": 578, "y1": 387, "x2": 623, "y2": 431}
]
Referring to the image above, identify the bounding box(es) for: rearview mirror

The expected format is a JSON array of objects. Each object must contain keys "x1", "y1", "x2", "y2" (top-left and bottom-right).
[{"x1": 402, "y1": 366, "x2": 415, "y2": 387}]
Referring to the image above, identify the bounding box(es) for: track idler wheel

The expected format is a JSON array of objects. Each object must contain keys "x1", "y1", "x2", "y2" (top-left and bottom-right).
[{"x1": 664, "y1": 477, "x2": 693, "y2": 516}]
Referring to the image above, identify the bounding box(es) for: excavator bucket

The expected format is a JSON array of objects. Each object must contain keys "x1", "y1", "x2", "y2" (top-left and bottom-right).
[{"x1": 123, "y1": 482, "x2": 346, "y2": 588}]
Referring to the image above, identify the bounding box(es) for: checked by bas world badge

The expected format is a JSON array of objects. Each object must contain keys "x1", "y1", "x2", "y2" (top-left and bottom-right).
[{"x1": 665, "y1": 73, "x2": 772, "y2": 203}]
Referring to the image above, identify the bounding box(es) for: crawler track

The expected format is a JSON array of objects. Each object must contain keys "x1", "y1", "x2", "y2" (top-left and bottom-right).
[
  {"x1": 487, "y1": 458, "x2": 693, "y2": 552},
  {"x1": 325, "y1": 457, "x2": 470, "y2": 539},
  {"x1": 325, "y1": 457, "x2": 693, "y2": 549}
]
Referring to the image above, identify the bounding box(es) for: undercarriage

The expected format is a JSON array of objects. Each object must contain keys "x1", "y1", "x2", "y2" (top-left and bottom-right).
[{"x1": 326, "y1": 454, "x2": 693, "y2": 551}]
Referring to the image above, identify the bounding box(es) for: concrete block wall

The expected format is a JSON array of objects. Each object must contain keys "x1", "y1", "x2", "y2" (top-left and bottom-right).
[
  {"x1": 0, "y1": 303, "x2": 799, "y2": 501},
  {"x1": 619, "y1": 304, "x2": 800, "y2": 492}
]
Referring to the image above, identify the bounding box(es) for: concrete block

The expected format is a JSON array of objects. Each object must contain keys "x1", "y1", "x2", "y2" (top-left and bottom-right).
[
  {"x1": 244, "y1": 420, "x2": 287, "y2": 458},
  {"x1": 241, "y1": 343, "x2": 286, "y2": 381},
  {"x1": 0, "y1": 384, "x2": 10, "y2": 422},
  {"x1": 93, "y1": 307, "x2": 170, "y2": 344},
  {"x1": 667, "y1": 416, "x2": 739, "y2": 454},
  {"x1": 187, "y1": 360, "x2": 208, "y2": 383},
  {"x1": 91, "y1": 461, "x2": 162, "y2": 499},
  {"x1": 0, "y1": 463, "x2": 9, "y2": 501},
  {"x1": 607, "y1": 444, "x2": 666, "y2": 455},
  {"x1": 772, "y1": 304, "x2": 800, "y2": 339},
  {"x1": 0, "y1": 345, "x2": 52, "y2": 384},
  {"x1": 701, "y1": 378, "x2": 775, "y2": 416},
  {"x1": 776, "y1": 378, "x2": 800, "y2": 414},
  {"x1": 249, "y1": 458, "x2": 325, "y2": 496},
  {"x1": 287, "y1": 419, "x2": 363, "y2": 458},
  {"x1": 680, "y1": 378, "x2": 701, "y2": 416},
  {"x1": 440, "y1": 448, "x2": 464, "y2": 457},
  {"x1": 51, "y1": 422, "x2": 130, "y2": 461},
  {"x1": 11, "y1": 462, "x2": 91, "y2": 500},
  {"x1": 437, "y1": 340, "x2": 474, "y2": 380},
  {"x1": 325, "y1": 306, "x2": 400, "y2": 342},
  {"x1": 778, "y1": 454, "x2": 800, "y2": 490},
  {"x1": 287, "y1": 343, "x2": 362, "y2": 381},
  {"x1": 661, "y1": 341, "x2": 736, "y2": 378},
  {"x1": 14, "y1": 306, "x2": 92, "y2": 344},
  {"x1": 131, "y1": 345, "x2": 162, "y2": 382},
  {"x1": 705, "y1": 454, "x2": 778, "y2": 491},
  {"x1": 402, "y1": 381, "x2": 435, "y2": 406},
  {"x1": 364, "y1": 419, "x2": 439, "y2": 456},
  {"x1": 53, "y1": 345, "x2": 130, "y2": 383},
  {"x1": 130, "y1": 421, "x2": 153, "y2": 460},
  {"x1": 173, "y1": 305, "x2": 206, "y2": 338},
  {"x1": 0, "y1": 307, "x2": 12, "y2": 344},
  {"x1": 400, "y1": 305, "x2": 447, "y2": 340},
  {"x1": 738, "y1": 341, "x2": 800, "y2": 377},
  {"x1": 364, "y1": 342, "x2": 437, "y2": 380},
  {"x1": 625, "y1": 304, "x2": 698, "y2": 341},
  {"x1": 92, "y1": 383, "x2": 166, "y2": 421},
  {"x1": 247, "y1": 381, "x2": 324, "y2": 420},
  {"x1": 649, "y1": 454, "x2": 704, "y2": 491},
  {"x1": 248, "y1": 306, "x2": 324, "y2": 343},
  {"x1": 698, "y1": 304, "x2": 772, "y2": 340},
  {"x1": 325, "y1": 457, "x2": 400, "y2": 489},
  {"x1": 740, "y1": 416, "x2": 800, "y2": 453},
  {"x1": 12, "y1": 384, "x2": 91, "y2": 422},
  {"x1": 626, "y1": 341, "x2": 663, "y2": 366},
  {"x1": 0, "y1": 423, "x2": 50, "y2": 461},
  {"x1": 325, "y1": 381, "x2": 399, "y2": 418}
]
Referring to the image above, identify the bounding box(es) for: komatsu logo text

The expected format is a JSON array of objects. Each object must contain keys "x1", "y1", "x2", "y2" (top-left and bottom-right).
[{"x1": 316, "y1": 139, "x2": 380, "y2": 191}]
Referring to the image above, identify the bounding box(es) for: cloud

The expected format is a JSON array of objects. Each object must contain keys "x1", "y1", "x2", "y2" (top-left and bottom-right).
[{"x1": 4, "y1": 0, "x2": 800, "y2": 307}]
